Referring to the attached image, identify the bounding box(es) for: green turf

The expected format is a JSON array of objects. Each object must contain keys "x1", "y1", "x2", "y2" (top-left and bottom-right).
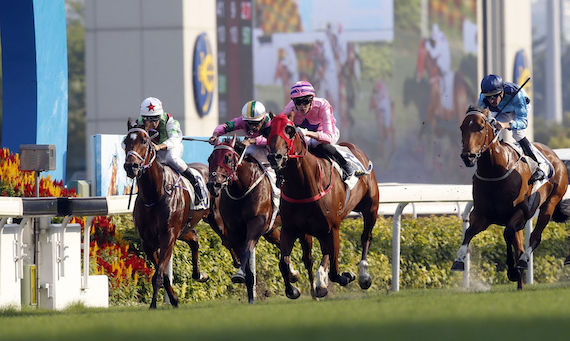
[{"x1": 2, "y1": 283, "x2": 570, "y2": 341}]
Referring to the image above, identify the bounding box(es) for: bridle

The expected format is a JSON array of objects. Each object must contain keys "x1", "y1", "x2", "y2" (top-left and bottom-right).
[
  {"x1": 267, "y1": 122, "x2": 307, "y2": 165},
  {"x1": 461, "y1": 111, "x2": 500, "y2": 162},
  {"x1": 211, "y1": 144, "x2": 246, "y2": 186},
  {"x1": 210, "y1": 143, "x2": 267, "y2": 200},
  {"x1": 125, "y1": 128, "x2": 157, "y2": 177}
]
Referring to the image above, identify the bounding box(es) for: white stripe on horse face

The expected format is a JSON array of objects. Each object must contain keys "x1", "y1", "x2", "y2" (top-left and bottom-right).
[{"x1": 130, "y1": 133, "x2": 138, "y2": 141}]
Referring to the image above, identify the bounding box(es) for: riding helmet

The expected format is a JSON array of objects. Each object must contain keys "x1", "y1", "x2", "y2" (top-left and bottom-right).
[
  {"x1": 481, "y1": 74, "x2": 504, "y2": 96},
  {"x1": 241, "y1": 100, "x2": 267, "y2": 122},
  {"x1": 290, "y1": 81, "x2": 316, "y2": 99},
  {"x1": 140, "y1": 97, "x2": 164, "y2": 117}
]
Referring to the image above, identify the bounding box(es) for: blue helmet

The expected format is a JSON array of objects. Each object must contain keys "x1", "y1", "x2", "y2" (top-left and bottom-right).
[{"x1": 481, "y1": 74, "x2": 504, "y2": 96}]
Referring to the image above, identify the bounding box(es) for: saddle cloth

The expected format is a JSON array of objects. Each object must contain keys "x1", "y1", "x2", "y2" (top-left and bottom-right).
[
  {"x1": 332, "y1": 145, "x2": 373, "y2": 190},
  {"x1": 504, "y1": 141, "x2": 554, "y2": 192}
]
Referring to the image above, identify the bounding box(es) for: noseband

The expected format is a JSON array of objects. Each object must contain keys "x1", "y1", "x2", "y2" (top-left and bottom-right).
[
  {"x1": 126, "y1": 128, "x2": 157, "y2": 177},
  {"x1": 463, "y1": 111, "x2": 500, "y2": 162}
]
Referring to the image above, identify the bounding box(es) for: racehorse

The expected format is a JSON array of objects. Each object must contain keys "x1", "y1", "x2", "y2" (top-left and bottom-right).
[
  {"x1": 207, "y1": 136, "x2": 300, "y2": 303},
  {"x1": 267, "y1": 114, "x2": 380, "y2": 299},
  {"x1": 452, "y1": 106, "x2": 570, "y2": 289},
  {"x1": 416, "y1": 38, "x2": 472, "y2": 135},
  {"x1": 123, "y1": 120, "x2": 209, "y2": 308}
]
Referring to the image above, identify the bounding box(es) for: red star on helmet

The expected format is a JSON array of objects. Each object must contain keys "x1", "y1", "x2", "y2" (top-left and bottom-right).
[{"x1": 146, "y1": 103, "x2": 156, "y2": 111}]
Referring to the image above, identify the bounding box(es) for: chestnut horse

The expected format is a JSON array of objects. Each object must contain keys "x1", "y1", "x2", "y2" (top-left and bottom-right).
[
  {"x1": 267, "y1": 114, "x2": 380, "y2": 299},
  {"x1": 416, "y1": 38, "x2": 471, "y2": 134},
  {"x1": 452, "y1": 107, "x2": 569, "y2": 289},
  {"x1": 123, "y1": 120, "x2": 209, "y2": 308},
  {"x1": 207, "y1": 136, "x2": 301, "y2": 303}
]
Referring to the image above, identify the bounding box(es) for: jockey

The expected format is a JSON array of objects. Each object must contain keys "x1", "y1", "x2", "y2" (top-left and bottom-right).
[
  {"x1": 209, "y1": 100, "x2": 280, "y2": 208},
  {"x1": 477, "y1": 74, "x2": 545, "y2": 182},
  {"x1": 425, "y1": 23, "x2": 453, "y2": 110},
  {"x1": 280, "y1": 80, "x2": 355, "y2": 179},
  {"x1": 137, "y1": 97, "x2": 204, "y2": 205}
]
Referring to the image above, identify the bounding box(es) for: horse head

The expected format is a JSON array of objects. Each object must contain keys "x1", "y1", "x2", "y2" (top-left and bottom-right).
[
  {"x1": 207, "y1": 135, "x2": 240, "y2": 197},
  {"x1": 459, "y1": 106, "x2": 497, "y2": 167},
  {"x1": 123, "y1": 119, "x2": 156, "y2": 178},
  {"x1": 267, "y1": 114, "x2": 301, "y2": 171}
]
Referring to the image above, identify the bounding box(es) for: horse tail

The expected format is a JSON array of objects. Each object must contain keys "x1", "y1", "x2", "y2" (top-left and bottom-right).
[{"x1": 552, "y1": 198, "x2": 570, "y2": 223}]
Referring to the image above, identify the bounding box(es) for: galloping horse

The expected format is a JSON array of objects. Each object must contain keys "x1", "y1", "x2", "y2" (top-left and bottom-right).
[
  {"x1": 123, "y1": 120, "x2": 209, "y2": 308},
  {"x1": 267, "y1": 114, "x2": 380, "y2": 299},
  {"x1": 452, "y1": 106, "x2": 569, "y2": 289},
  {"x1": 416, "y1": 38, "x2": 472, "y2": 134},
  {"x1": 207, "y1": 136, "x2": 301, "y2": 303}
]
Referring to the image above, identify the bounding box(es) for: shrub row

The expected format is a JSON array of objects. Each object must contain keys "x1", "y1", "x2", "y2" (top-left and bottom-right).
[{"x1": 112, "y1": 214, "x2": 570, "y2": 304}]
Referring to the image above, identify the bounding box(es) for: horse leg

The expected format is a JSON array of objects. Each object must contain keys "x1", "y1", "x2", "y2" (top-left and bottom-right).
[
  {"x1": 328, "y1": 228, "x2": 356, "y2": 287},
  {"x1": 207, "y1": 211, "x2": 240, "y2": 268},
  {"x1": 279, "y1": 229, "x2": 301, "y2": 299},
  {"x1": 143, "y1": 245, "x2": 160, "y2": 309},
  {"x1": 183, "y1": 228, "x2": 209, "y2": 282},
  {"x1": 504, "y1": 211, "x2": 527, "y2": 289},
  {"x1": 156, "y1": 235, "x2": 180, "y2": 307},
  {"x1": 451, "y1": 212, "x2": 490, "y2": 271},
  {"x1": 358, "y1": 207, "x2": 377, "y2": 290},
  {"x1": 232, "y1": 218, "x2": 264, "y2": 284},
  {"x1": 315, "y1": 250, "x2": 330, "y2": 298},
  {"x1": 264, "y1": 227, "x2": 300, "y2": 283},
  {"x1": 299, "y1": 234, "x2": 316, "y2": 299},
  {"x1": 244, "y1": 247, "x2": 256, "y2": 304},
  {"x1": 518, "y1": 202, "x2": 556, "y2": 269}
]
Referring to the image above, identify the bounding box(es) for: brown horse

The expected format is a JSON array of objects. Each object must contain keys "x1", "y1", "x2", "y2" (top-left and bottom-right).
[
  {"x1": 207, "y1": 136, "x2": 301, "y2": 303},
  {"x1": 267, "y1": 114, "x2": 380, "y2": 299},
  {"x1": 416, "y1": 38, "x2": 471, "y2": 134},
  {"x1": 123, "y1": 120, "x2": 209, "y2": 308},
  {"x1": 452, "y1": 106, "x2": 570, "y2": 289}
]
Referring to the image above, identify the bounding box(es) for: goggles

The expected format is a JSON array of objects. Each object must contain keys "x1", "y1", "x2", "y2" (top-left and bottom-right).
[{"x1": 293, "y1": 96, "x2": 313, "y2": 106}]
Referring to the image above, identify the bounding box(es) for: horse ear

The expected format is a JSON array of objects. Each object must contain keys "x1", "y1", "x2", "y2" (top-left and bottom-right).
[
  {"x1": 287, "y1": 111, "x2": 295, "y2": 122},
  {"x1": 230, "y1": 134, "x2": 236, "y2": 147},
  {"x1": 268, "y1": 111, "x2": 275, "y2": 119},
  {"x1": 128, "y1": 118, "x2": 134, "y2": 130}
]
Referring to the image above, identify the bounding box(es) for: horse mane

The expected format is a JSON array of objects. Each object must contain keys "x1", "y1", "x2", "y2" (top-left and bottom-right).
[{"x1": 466, "y1": 104, "x2": 485, "y2": 115}]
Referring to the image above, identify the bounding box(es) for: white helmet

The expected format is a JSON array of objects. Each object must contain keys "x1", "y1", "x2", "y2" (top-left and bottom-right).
[
  {"x1": 140, "y1": 97, "x2": 164, "y2": 118},
  {"x1": 241, "y1": 100, "x2": 267, "y2": 122}
]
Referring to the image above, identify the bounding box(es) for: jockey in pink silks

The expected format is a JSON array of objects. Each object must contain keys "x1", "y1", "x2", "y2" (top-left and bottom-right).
[{"x1": 280, "y1": 80, "x2": 355, "y2": 178}]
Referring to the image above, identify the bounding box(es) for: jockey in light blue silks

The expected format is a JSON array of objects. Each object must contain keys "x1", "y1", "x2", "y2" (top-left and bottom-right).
[{"x1": 477, "y1": 74, "x2": 545, "y2": 183}]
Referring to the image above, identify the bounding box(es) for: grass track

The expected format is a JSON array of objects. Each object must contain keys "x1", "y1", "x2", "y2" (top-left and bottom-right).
[{"x1": 2, "y1": 283, "x2": 570, "y2": 341}]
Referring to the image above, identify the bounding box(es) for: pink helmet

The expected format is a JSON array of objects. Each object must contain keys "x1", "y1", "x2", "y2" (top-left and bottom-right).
[{"x1": 290, "y1": 81, "x2": 316, "y2": 99}]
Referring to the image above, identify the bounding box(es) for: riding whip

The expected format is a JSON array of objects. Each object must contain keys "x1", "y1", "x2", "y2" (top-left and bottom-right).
[
  {"x1": 182, "y1": 137, "x2": 211, "y2": 143},
  {"x1": 495, "y1": 77, "x2": 531, "y2": 117},
  {"x1": 127, "y1": 178, "x2": 135, "y2": 210}
]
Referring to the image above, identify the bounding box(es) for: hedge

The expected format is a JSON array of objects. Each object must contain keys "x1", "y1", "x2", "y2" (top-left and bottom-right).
[{"x1": 112, "y1": 214, "x2": 570, "y2": 304}]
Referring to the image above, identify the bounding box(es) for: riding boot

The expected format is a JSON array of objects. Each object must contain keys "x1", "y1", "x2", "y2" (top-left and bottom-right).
[
  {"x1": 316, "y1": 143, "x2": 355, "y2": 180},
  {"x1": 182, "y1": 168, "x2": 204, "y2": 205},
  {"x1": 519, "y1": 137, "x2": 545, "y2": 183}
]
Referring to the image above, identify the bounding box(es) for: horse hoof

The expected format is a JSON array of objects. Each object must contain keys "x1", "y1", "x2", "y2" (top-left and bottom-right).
[
  {"x1": 315, "y1": 286, "x2": 328, "y2": 298},
  {"x1": 358, "y1": 273, "x2": 372, "y2": 290},
  {"x1": 516, "y1": 259, "x2": 528, "y2": 270},
  {"x1": 451, "y1": 261, "x2": 464, "y2": 271},
  {"x1": 231, "y1": 271, "x2": 246, "y2": 284},
  {"x1": 507, "y1": 268, "x2": 521, "y2": 282},
  {"x1": 286, "y1": 286, "x2": 301, "y2": 299},
  {"x1": 341, "y1": 271, "x2": 356, "y2": 286},
  {"x1": 194, "y1": 272, "x2": 209, "y2": 283},
  {"x1": 248, "y1": 299, "x2": 255, "y2": 304},
  {"x1": 289, "y1": 270, "x2": 300, "y2": 283},
  {"x1": 564, "y1": 256, "x2": 570, "y2": 266}
]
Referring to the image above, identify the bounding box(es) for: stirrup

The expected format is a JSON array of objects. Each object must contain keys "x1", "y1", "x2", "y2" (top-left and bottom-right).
[{"x1": 529, "y1": 168, "x2": 545, "y2": 183}]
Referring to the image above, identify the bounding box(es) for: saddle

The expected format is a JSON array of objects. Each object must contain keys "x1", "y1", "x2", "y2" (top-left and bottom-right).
[{"x1": 503, "y1": 141, "x2": 553, "y2": 191}]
